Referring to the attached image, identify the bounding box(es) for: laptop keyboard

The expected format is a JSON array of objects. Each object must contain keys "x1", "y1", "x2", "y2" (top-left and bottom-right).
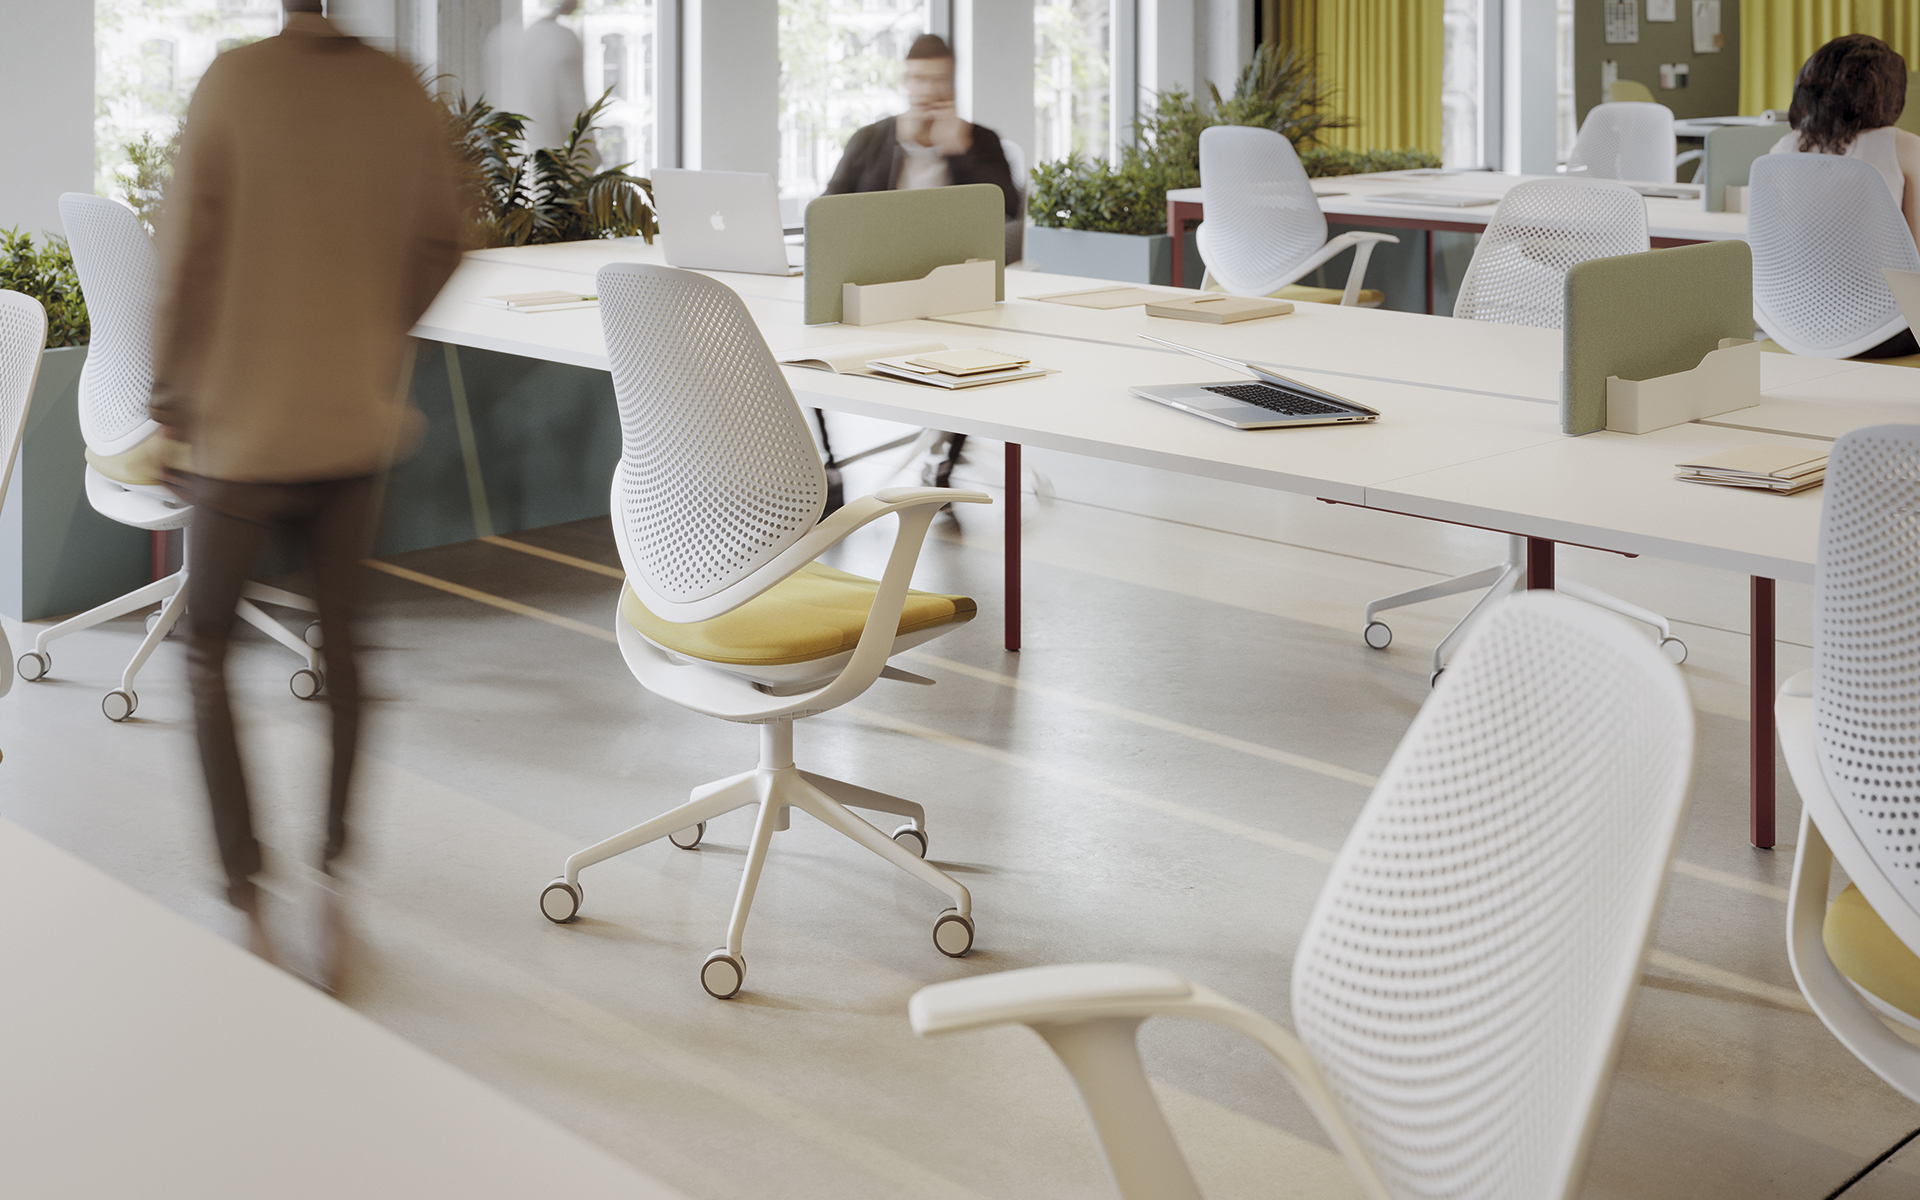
[{"x1": 1204, "y1": 383, "x2": 1347, "y2": 416}]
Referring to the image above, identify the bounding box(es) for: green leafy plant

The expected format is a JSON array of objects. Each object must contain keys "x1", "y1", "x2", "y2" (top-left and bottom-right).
[
  {"x1": 1031, "y1": 44, "x2": 1437, "y2": 236},
  {"x1": 0, "y1": 228, "x2": 89, "y2": 349},
  {"x1": 449, "y1": 90, "x2": 658, "y2": 249},
  {"x1": 119, "y1": 125, "x2": 183, "y2": 235}
]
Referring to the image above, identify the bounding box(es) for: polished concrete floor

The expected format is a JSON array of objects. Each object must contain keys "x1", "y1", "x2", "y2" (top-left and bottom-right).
[{"x1": 5, "y1": 416, "x2": 1918, "y2": 1199}]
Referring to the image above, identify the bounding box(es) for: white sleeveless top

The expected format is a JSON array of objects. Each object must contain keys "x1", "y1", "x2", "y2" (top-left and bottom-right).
[{"x1": 1771, "y1": 126, "x2": 1905, "y2": 209}]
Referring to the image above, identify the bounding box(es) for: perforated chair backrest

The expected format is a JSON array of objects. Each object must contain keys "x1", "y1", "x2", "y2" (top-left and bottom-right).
[
  {"x1": 58, "y1": 194, "x2": 160, "y2": 456},
  {"x1": 1566, "y1": 102, "x2": 1677, "y2": 183},
  {"x1": 596, "y1": 262, "x2": 826, "y2": 605},
  {"x1": 1749, "y1": 154, "x2": 1920, "y2": 358},
  {"x1": 1195, "y1": 125, "x2": 1325, "y2": 296},
  {"x1": 1814, "y1": 426, "x2": 1920, "y2": 937},
  {"x1": 0, "y1": 292, "x2": 46, "y2": 505},
  {"x1": 1453, "y1": 179, "x2": 1649, "y2": 328},
  {"x1": 1292, "y1": 592, "x2": 1694, "y2": 1200}
]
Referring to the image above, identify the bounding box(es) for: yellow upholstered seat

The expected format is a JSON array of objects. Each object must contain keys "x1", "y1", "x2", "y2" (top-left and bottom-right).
[
  {"x1": 84, "y1": 433, "x2": 189, "y2": 485},
  {"x1": 1824, "y1": 883, "x2": 1920, "y2": 1020},
  {"x1": 620, "y1": 561, "x2": 975, "y2": 668}
]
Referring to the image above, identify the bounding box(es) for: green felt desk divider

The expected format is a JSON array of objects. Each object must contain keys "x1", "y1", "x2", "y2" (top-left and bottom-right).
[
  {"x1": 1561, "y1": 238, "x2": 1753, "y2": 436},
  {"x1": 1703, "y1": 123, "x2": 1788, "y2": 211},
  {"x1": 803, "y1": 184, "x2": 1005, "y2": 325}
]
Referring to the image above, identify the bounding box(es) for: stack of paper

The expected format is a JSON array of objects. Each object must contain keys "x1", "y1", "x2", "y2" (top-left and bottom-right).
[
  {"x1": 1145, "y1": 295, "x2": 1294, "y2": 324},
  {"x1": 865, "y1": 348, "x2": 1050, "y2": 389},
  {"x1": 484, "y1": 290, "x2": 598, "y2": 313},
  {"x1": 1674, "y1": 445, "x2": 1827, "y2": 494}
]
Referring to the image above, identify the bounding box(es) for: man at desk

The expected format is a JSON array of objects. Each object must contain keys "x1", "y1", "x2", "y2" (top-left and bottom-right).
[{"x1": 824, "y1": 34, "x2": 1019, "y2": 219}]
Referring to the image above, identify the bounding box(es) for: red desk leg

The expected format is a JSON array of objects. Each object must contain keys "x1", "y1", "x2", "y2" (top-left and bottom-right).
[
  {"x1": 152, "y1": 531, "x2": 168, "y2": 582},
  {"x1": 1424, "y1": 231, "x2": 1435, "y2": 315},
  {"x1": 1751, "y1": 576, "x2": 1776, "y2": 849},
  {"x1": 1005, "y1": 442, "x2": 1021, "y2": 652},
  {"x1": 1526, "y1": 538, "x2": 1554, "y2": 589}
]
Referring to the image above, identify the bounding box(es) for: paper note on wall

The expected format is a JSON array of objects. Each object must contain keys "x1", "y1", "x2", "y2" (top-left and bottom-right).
[
  {"x1": 1692, "y1": 0, "x2": 1722, "y2": 52},
  {"x1": 1648, "y1": 0, "x2": 1676, "y2": 21},
  {"x1": 1605, "y1": 0, "x2": 1638, "y2": 43}
]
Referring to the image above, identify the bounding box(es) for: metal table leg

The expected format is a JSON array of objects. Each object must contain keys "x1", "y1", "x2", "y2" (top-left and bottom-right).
[
  {"x1": 1005, "y1": 443, "x2": 1021, "y2": 652},
  {"x1": 1526, "y1": 537, "x2": 1554, "y2": 589},
  {"x1": 1751, "y1": 576, "x2": 1776, "y2": 849}
]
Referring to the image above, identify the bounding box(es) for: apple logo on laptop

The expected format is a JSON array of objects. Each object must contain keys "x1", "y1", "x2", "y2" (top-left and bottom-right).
[{"x1": 709, "y1": 211, "x2": 726, "y2": 231}]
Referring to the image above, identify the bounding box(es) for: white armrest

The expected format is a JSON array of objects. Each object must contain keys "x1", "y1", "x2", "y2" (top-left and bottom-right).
[
  {"x1": 633, "y1": 486, "x2": 990, "y2": 625},
  {"x1": 910, "y1": 964, "x2": 1393, "y2": 1200}
]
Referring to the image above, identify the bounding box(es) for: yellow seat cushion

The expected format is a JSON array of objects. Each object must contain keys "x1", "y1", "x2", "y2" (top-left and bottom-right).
[
  {"x1": 1824, "y1": 883, "x2": 1920, "y2": 1019},
  {"x1": 620, "y1": 561, "x2": 975, "y2": 667},
  {"x1": 85, "y1": 434, "x2": 189, "y2": 486}
]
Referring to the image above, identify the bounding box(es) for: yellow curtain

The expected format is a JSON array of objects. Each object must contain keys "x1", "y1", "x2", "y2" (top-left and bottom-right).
[
  {"x1": 1309, "y1": 0, "x2": 1443, "y2": 155},
  {"x1": 1740, "y1": 0, "x2": 1920, "y2": 114},
  {"x1": 1267, "y1": 0, "x2": 1319, "y2": 62}
]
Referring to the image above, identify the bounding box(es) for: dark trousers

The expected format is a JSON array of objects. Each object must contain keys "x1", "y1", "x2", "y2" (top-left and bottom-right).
[{"x1": 179, "y1": 474, "x2": 375, "y2": 905}]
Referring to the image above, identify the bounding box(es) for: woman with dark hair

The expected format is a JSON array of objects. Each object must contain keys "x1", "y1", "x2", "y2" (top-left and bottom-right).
[{"x1": 1770, "y1": 33, "x2": 1920, "y2": 257}]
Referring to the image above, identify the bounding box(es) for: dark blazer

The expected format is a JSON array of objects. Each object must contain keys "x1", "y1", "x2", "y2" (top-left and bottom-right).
[{"x1": 824, "y1": 116, "x2": 1020, "y2": 218}]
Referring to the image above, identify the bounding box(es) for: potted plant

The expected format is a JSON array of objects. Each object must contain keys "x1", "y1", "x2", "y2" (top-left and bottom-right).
[{"x1": 1028, "y1": 45, "x2": 1439, "y2": 287}]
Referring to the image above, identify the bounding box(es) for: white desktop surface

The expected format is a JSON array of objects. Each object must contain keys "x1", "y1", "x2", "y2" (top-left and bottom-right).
[
  {"x1": 0, "y1": 818, "x2": 687, "y2": 1200},
  {"x1": 1164, "y1": 170, "x2": 1746, "y2": 244}
]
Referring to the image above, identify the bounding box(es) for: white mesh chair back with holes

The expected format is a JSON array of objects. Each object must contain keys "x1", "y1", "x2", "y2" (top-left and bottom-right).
[
  {"x1": 1814, "y1": 426, "x2": 1920, "y2": 931},
  {"x1": 1748, "y1": 154, "x2": 1920, "y2": 358},
  {"x1": 596, "y1": 262, "x2": 827, "y2": 605},
  {"x1": 1292, "y1": 591, "x2": 1695, "y2": 1200},
  {"x1": 1565, "y1": 101, "x2": 1677, "y2": 183},
  {"x1": 58, "y1": 194, "x2": 161, "y2": 456},
  {"x1": 0, "y1": 292, "x2": 45, "y2": 509},
  {"x1": 1452, "y1": 179, "x2": 1649, "y2": 329},
  {"x1": 1195, "y1": 125, "x2": 1326, "y2": 296}
]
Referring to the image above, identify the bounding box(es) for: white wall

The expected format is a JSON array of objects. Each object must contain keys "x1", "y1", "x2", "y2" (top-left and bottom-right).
[
  {"x1": 683, "y1": 0, "x2": 779, "y2": 173},
  {"x1": 0, "y1": 0, "x2": 94, "y2": 236},
  {"x1": 954, "y1": 0, "x2": 1036, "y2": 166}
]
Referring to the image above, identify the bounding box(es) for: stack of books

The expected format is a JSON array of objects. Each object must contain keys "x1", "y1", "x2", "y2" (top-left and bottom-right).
[{"x1": 1674, "y1": 445, "x2": 1827, "y2": 495}]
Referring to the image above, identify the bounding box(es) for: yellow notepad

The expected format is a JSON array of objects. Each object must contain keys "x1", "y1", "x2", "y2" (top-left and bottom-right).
[{"x1": 1145, "y1": 295, "x2": 1296, "y2": 324}]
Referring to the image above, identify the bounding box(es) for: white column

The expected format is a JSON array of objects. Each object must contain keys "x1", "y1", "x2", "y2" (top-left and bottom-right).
[
  {"x1": 1203, "y1": 0, "x2": 1252, "y2": 98},
  {"x1": 683, "y1": 0, "x2": 779, "y2": 173},
  {"x1": 953, "y1": 0, "x2": 1036, "y2": 166},
  {"x1": 0, "y1": 0, "x2": 92, "y2": 232},
  {"x1": 1502, "y1": 0, "x2": 1557, "y2": 173}
]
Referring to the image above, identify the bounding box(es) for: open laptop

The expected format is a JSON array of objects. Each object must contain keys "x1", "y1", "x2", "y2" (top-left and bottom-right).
[
  {"x1": 1130, "y1": 334, "x2": 1380, "y2": 429},
  {"x1": 1885, "y1": 267, "x2": 1920, "y2": 336},
  {"x1": 652, "y1": 169, "x2": 803, "y2": 276}
]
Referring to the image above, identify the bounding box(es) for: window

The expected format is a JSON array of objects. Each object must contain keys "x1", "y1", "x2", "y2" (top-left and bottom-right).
[
  {"x1": 603, "y1": 33, "x2": 628, "y2": 101},
  {"x1": 96, "y1": 0, "x2": 281, "y2": 195},
  {"x1": 574, "y1": 1, "x2": 657, "y2": 173},
  {"x1": 1034, "y1": 0, "x2": 1110, "y2": 163},
  {"x1": 1556, "y1": 0, "x2": 1576, "y2": 161},
  {"x1": 1440, "y1": 0, "x2": 1483, "y2": 168},
  {"x1": 777, "y1": 0, "x2": 927, "y2": 203}
]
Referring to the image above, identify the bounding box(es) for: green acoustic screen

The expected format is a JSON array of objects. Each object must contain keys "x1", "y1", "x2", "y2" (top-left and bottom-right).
[
  {"x1": 1561, "y1": 239, "x2": 1753, "y2": 435},
  {"x1": 1703, "y1": 123, "x2": 1788, "y2": 212},
  {"x1": 803, "y1": 185, "x2": 1005, "y2": 324}
]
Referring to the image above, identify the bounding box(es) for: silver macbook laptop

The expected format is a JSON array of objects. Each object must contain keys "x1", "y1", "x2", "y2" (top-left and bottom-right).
[
  {"x1": 1130, "y1": 335, "x2": 1380, "y2": 430},
  {"x1": 652, "y1": 169, "x2": 804, "y2": 276}
]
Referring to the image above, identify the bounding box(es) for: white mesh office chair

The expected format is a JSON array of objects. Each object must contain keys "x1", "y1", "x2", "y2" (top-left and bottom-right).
[
  {"x1": 538, "y1": 263, "x2": 990, "y2": 999},
  {"x1": 1749, "y1": 154, "x2": 1920, "y2": 359},
  {"x1": 0, "y1": 292, "x2": 49, "y2": 699},
  {"x1": 21, "y1": 194, "x2": 320, "y2": 722},
  {"x1": 1566, "y1": 101, "x2": 1678, "y2": 183},
  {"x1": 1196, "y1": 126, "x2": 1397, "y2": 305},
  {"x1": 1365, "y1": 180, "x2": 1686, "y2": 679},
  {"x1": 1779, "y1": 425, "x2": 1920, "y2": 1102},
  {"x1": 911, "y1": 592, "x2": 1695, "y2": 1200}
]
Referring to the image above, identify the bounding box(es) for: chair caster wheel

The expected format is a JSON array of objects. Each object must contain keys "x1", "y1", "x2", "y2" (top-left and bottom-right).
[
  {"x1": 289, "y1": 669, "x2": 324, "y2": 700},
  {"x1": 1659, "y1": 636, "x2": 1688, "y2": 665},
  {"x1": 539, "y1": 878, "x2": 582, "y2": 923},
  {"x1": 102, "y1": 689, "x2": 137, "y2": 722},
  {"x1": 303, "y1": 621, "x2": 324, "y2": 649},
  {"x1": 145, "y1": 609, "x2": 173, "y2": 638},
  {"x1": 933, "y1": 908, "x2": 974, "y2": 957},
  {"x1": 1363, "y1": 620, "x2": 1392, "y2": 650},
  {"x1": 892, "y1": 823, "x2": 928, "y2": 858},
  {"x1": 701, "y1": 950, "x2": 745, "y2": 999},
  {"x1": 1430, "y1": 668, "x2": 1446, "y2": 688},
  {"x1": 669, "y1": 822, "x2": 706, "y2": 850},
  {"x1": 18, "y1": 651, "x2": 48, "y2": 682}
]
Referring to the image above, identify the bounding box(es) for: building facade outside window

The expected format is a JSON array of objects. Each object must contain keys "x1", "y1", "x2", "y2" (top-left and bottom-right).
[
  {"x1": 1034, "y1": 0, "x2": 1110, "y2": 164},
  {"x1": 575, "y1": 1, "x2": 657, "y2": 172},
  {"x1": 1440, "y1": 0, "x2": 1482, "y2": 168},
  {"x1": 777, "y1": 0, "x2": 927, "y2": 205}
]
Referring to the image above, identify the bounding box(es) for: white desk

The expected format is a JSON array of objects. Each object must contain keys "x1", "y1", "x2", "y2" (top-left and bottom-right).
[
  {"x1": 0, "y1": 818, "x2": 688, "y2": 1199},
  {"x1": 1161, "y1": 170, "x2": 1748, "y2": 308},
  {"x1": 418, "y1": 238, "x2": 1920, "y2": 847}
]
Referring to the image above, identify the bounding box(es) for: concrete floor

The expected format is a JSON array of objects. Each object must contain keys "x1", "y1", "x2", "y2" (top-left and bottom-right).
[{"x1": 4, "y1": 415, "x2": 1917, "y2": 1199}]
